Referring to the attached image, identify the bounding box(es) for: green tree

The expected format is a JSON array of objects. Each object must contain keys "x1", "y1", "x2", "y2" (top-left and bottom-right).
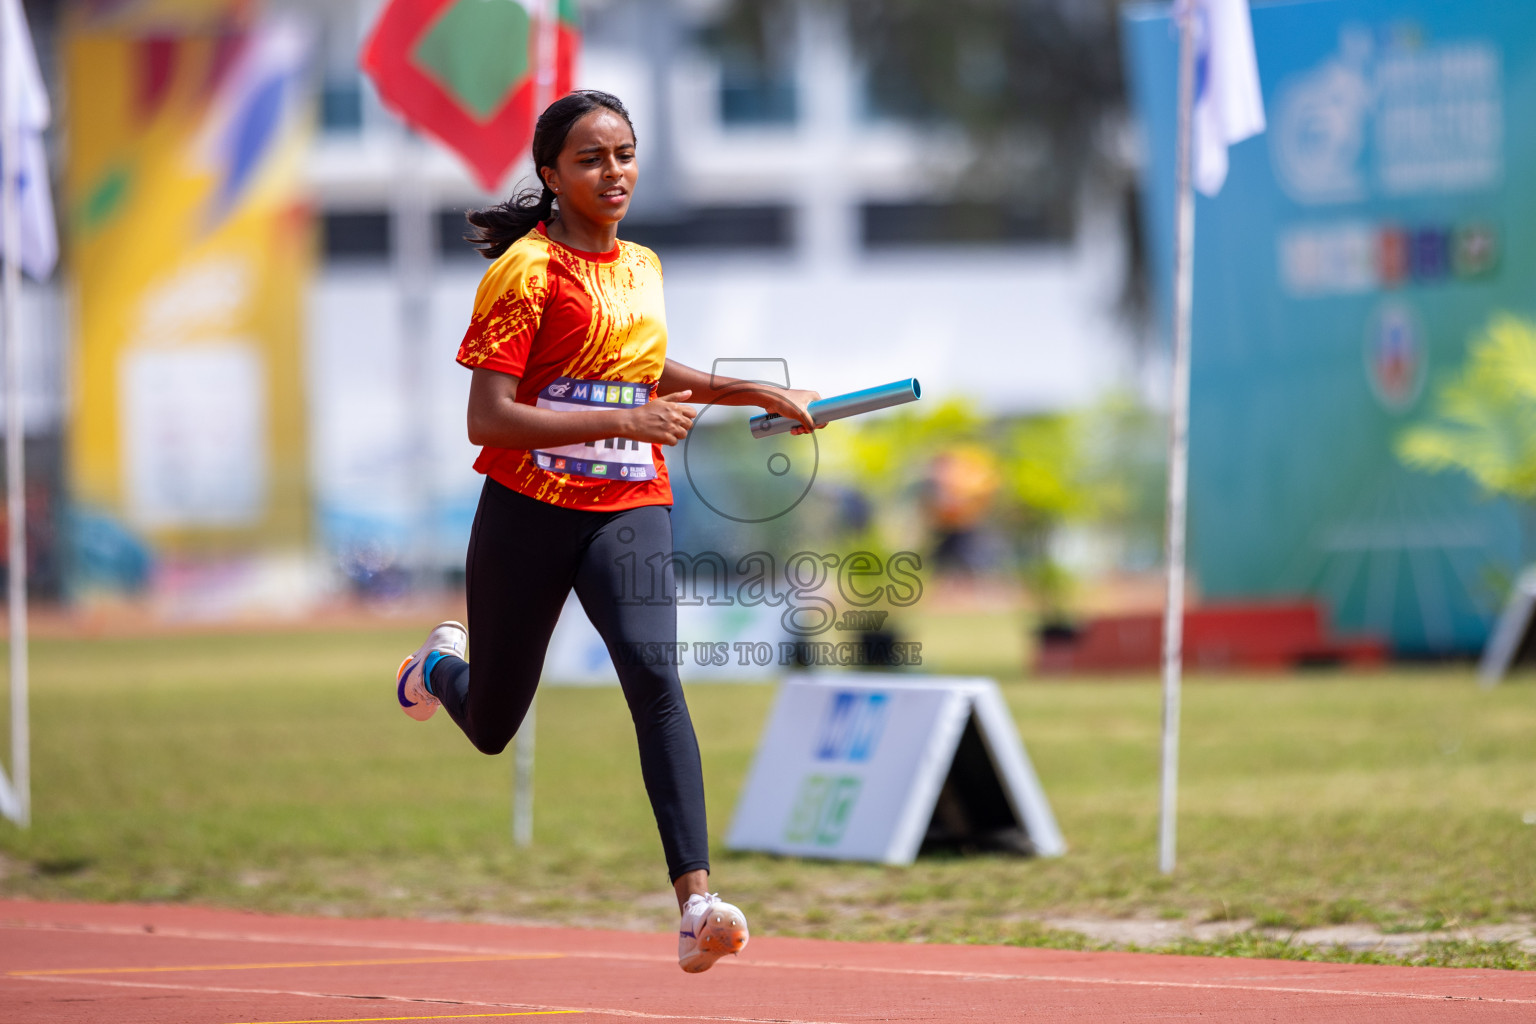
[
  {"x1": 1398, "y1": 314, "x2": 1536, "y2": 503},
  {"x1": 823, "y1": 397, "x2": 1104, "y2": 616},
  {"x1": 1074, "y1": 392, "x2": 1167, "y2": 570},
  {"x1": 995, "y1": 414, "x2": 1089, "y2": 620}
]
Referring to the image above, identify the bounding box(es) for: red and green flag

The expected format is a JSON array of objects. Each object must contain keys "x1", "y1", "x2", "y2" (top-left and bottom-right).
[{"x1": 361, "y1": 0, "x2": 579, "y2": 190}]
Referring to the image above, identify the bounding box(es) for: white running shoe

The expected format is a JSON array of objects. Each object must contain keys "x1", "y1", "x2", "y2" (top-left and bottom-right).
[
  {"x1": 678, "y1": 893, "x2": 749, "y2": 974},
  {"x1": 396, "y1": 620, "x2": 467, "y2": 722}
]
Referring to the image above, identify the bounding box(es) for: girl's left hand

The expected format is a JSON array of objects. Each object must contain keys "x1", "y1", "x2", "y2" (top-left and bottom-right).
[{"x1": 763, "y1": 388, "x2": 822, "y2": 434}]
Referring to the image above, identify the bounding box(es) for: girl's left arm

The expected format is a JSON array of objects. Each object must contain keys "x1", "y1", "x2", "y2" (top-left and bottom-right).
[{"x1": 658, "y1": 359, "x2": 822, "y2": 434}]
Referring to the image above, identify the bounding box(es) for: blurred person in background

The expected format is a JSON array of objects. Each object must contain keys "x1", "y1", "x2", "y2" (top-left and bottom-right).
[
  {"x1": 925, "y1": 445, "x2": 1002, "y2": 575},
  {"x1": 391, "y1": 91, "x2": 822, "y2": 974}
]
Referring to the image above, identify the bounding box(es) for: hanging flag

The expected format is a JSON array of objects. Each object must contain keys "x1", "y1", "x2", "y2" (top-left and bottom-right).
[
  {"x1": 361, "y1": 0, "x2": 580, "y2": 191},
  {"x1": 1, "y1": 0, "x2": 58, "y2": 280},
  {"x1": 1187, "y1": 0, "x2": 1265, "y2": 196}
]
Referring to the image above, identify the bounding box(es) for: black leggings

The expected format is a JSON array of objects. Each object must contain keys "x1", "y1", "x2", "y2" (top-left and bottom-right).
[{"x1": 429, "y1": 478, "x2": 709, "y2": 882}]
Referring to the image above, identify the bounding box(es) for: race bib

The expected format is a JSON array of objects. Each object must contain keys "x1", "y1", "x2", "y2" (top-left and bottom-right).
[{"x1": 531, "y1": 377, "x2": 656, "y2": 481}]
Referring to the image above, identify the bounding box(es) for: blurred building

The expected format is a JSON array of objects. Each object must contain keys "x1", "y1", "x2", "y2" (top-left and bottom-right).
[
  {"x1": 292, "y1": 0, "x2": 1138, "y2": 577},
  {"x1": 10, "y1": 0, "x2": 1138, "y2": 608}
]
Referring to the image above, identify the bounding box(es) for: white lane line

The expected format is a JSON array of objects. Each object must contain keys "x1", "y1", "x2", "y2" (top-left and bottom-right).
[
  {"x1": 10, "y1": 974, "x2": 853, "y2": 1024},
  {"x1": 232, "y1": 1013, "x2": 579, "y2": 1023},
  {"x1": 5, "y1": 920, "x2": 1533, "y2": 1006},
  {"x1": 0, "y1": 921, "x2": 557, "y2": 958},
  {"x1": 12, "y1": 954, "x2": 563, "y2": 976},
  {"x1": 742, "y1": 959, "x2": 1536, "y2": 1006}
]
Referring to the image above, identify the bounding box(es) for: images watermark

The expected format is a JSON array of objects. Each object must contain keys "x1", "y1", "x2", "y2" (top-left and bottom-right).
[
  {"x1": 609, "y1": 544, "x2": 926, "y2": 667},
  {"x1": 667, "y1": 360, "x2": 922, "y2": 666},
  {"x1": 613, "y1": 547, "x2": 921, "y2": 630},
  {"x1": 614, "y1": 638, "x2": 923, "y2": 669}
]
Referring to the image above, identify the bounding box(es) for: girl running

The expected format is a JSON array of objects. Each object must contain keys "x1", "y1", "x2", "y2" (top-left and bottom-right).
[{"x1": 393, "y1": 90, "x2": 821, "y2": 974}]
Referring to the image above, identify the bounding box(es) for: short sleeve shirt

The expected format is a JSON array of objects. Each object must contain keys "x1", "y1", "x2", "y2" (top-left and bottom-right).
[{"x1": 456, "y1": 223, "x2": 672, "y2": 511}]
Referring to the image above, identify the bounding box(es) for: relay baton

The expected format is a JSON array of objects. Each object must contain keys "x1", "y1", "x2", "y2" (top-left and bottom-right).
[{"x1": 749, "y1": 377, "x2": 922, "y2": 439}]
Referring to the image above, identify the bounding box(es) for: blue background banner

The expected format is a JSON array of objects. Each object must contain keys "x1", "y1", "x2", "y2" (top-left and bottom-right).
[{"x1": 1123, "y1": 0, "x2": 1536, "y2": 653}]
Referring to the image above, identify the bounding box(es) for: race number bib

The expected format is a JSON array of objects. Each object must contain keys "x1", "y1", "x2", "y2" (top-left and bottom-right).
[{"x1": 531, "y1": 377, "x2": 656, "y2": 481}]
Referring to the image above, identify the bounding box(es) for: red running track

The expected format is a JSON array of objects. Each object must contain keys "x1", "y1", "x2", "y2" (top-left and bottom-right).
[{"x1": 2, "y1": 899, "x2": 1532, "y2": 1023}]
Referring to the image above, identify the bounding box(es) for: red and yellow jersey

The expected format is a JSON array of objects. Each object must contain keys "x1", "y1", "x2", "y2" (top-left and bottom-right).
[{"x1": 456, "y1": 223, "x2": 671, "y2": 511}]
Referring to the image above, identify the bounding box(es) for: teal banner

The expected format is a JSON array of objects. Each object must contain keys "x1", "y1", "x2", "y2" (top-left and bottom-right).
[{"x1": 1124, "y1": 0, "x2": 1536, "y2": 653}]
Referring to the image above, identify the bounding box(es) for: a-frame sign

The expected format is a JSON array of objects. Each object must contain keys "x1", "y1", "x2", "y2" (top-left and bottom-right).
[
  {"x1": 1479, "y1": 565, "x2": 1536, "y2": 687},
  {"x1": 728, "y1": 675, "x2": 1065, "y2": 864}
]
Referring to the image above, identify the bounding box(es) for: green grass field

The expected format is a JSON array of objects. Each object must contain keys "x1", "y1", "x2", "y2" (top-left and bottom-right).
[{"x1": 0, "y1": 624, "x2": 1533, "y2": 969}]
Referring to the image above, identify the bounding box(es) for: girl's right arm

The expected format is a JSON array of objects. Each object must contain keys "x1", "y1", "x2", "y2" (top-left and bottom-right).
[{"x1": 466, "y1": 368, "x2": 698, "y2": 448}]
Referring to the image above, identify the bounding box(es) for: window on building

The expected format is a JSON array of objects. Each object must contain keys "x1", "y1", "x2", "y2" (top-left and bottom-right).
[
  {"x1": 718, "y1": 49, "x2": 797, "y2": 126},
  {"x1": 439, "y1": 209, "x2": 483, "y2": 259},
  {"x1": 427, "y1": 206, "x2": 795, "y2": 260},
  {"x1": 623, "y1": 205, "x2": 794, "y2": 252},
  {"x1": 321, "y1": 78, "x2": 364, "y2": 133},
  {"x1": 322, "y1": 211, "x2": 390, "y2": 261},
  {"x1": 860, "y1": 201, "x2": 1068, "y2": 248}
]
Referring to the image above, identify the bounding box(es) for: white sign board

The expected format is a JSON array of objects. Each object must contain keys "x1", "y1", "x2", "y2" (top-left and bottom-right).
[
  {"x1": 1478, "y1": 564, "x2": 1536, "y2": 687},
  {"x1": 727, "y1": 675, "x2": 1065, "y2": 864}
]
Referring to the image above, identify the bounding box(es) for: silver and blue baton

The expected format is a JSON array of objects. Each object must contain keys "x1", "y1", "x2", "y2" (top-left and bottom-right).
[{"x1": 749, "y1": 378, "x2": 922, "y2": 439}]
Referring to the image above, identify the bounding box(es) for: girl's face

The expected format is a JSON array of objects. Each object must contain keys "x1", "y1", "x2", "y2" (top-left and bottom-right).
[{"x1": 541, "y1": 109, "x2": 638, "y2": 231}]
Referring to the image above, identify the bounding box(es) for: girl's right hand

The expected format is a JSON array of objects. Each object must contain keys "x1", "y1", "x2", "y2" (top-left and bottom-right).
[{"x1": 623, "y1": 390, "x2": 697, "y2": 445}]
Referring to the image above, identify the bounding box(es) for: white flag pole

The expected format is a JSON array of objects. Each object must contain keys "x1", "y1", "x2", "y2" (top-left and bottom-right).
[
  {"x1": 535, "y1": 0, "x2": 559, "y2": 112},
  {"x1": 512, "y1": 696, "x2": 535, "y2": 847},
  {"x1": 512, "y1": 0, "x2": 560, "y2": 848},
  {"x1": 0, "y1": 0, "x2": 31, "y2": 829},
  {"x1": 1158, "y1": 3, "x2": 1199, "y2": 875}
]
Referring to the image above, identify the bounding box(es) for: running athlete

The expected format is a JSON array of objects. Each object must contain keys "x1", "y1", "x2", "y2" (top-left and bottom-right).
[{"x1": 392, "y1": 90, "x2": 822, "y2": 974}]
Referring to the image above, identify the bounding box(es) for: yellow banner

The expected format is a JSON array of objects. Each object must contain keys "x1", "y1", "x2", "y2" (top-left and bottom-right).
[{"x1": 64, "y1": 10, "x2": 313, "y2": 552}]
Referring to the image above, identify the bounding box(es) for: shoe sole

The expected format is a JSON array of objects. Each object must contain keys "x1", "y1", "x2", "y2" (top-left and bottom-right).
[{"x1": 680, "y1": 910, "x2": 749, "y2": 974}]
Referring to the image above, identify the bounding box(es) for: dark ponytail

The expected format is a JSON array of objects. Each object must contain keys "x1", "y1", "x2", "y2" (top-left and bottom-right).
[{"x1": 464, "y1": 90, "x2": 637, "y2": 259}]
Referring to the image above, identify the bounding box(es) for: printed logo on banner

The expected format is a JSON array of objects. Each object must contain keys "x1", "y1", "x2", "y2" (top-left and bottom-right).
[
  {"x1": 1365, "y1": 300, "x2": 1425, "y2": 411},
  {"x1": 1379, "y1": 227, "x2": 1409, "y2": 287},
  {"x1": 1270, "y1": 25, "x2": 1503, "y2": 206},
  {"x1": 546, "y1": 381, "x2": 572, "y2": 398},
  {"x1": 1453, "y1": 224, "x2": 1498, "y2": 278},
  {"x1": 784, "y1": 775, "x2": 862, "y2": 846},
  {"x1": 1277, "y1": 219, "x2": 1501, "y2": 297},
  {"x1": 1408, "y1": 228, "x2": 1450, "y2": 281},
  {"x1": 816, "y1": 692, "x2": 889, "y2": 762}
]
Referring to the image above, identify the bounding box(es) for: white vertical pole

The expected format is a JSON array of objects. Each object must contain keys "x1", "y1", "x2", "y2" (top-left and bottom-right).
[
  {"x1": 392, "y1": 123, "x2": 433, "y2": 579},
  {"x1": 1159, "y1": 5, "x2": 1199, "y2": 875},
  {"x1": 511, "y1": 0, "x2": 559, "y2": 848},
  {"x1": 797, "y1": 5, "x2": 857, "y2": 270},
  {"x1": 534, "y1": 0, "x2": 558, "y2": 113},
  {"x1": 0, "y1": 0, "x2": 30, "y2": 829},
  {"x1": 512, "y1": 698, "x2": 535, "y2": 847}
]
